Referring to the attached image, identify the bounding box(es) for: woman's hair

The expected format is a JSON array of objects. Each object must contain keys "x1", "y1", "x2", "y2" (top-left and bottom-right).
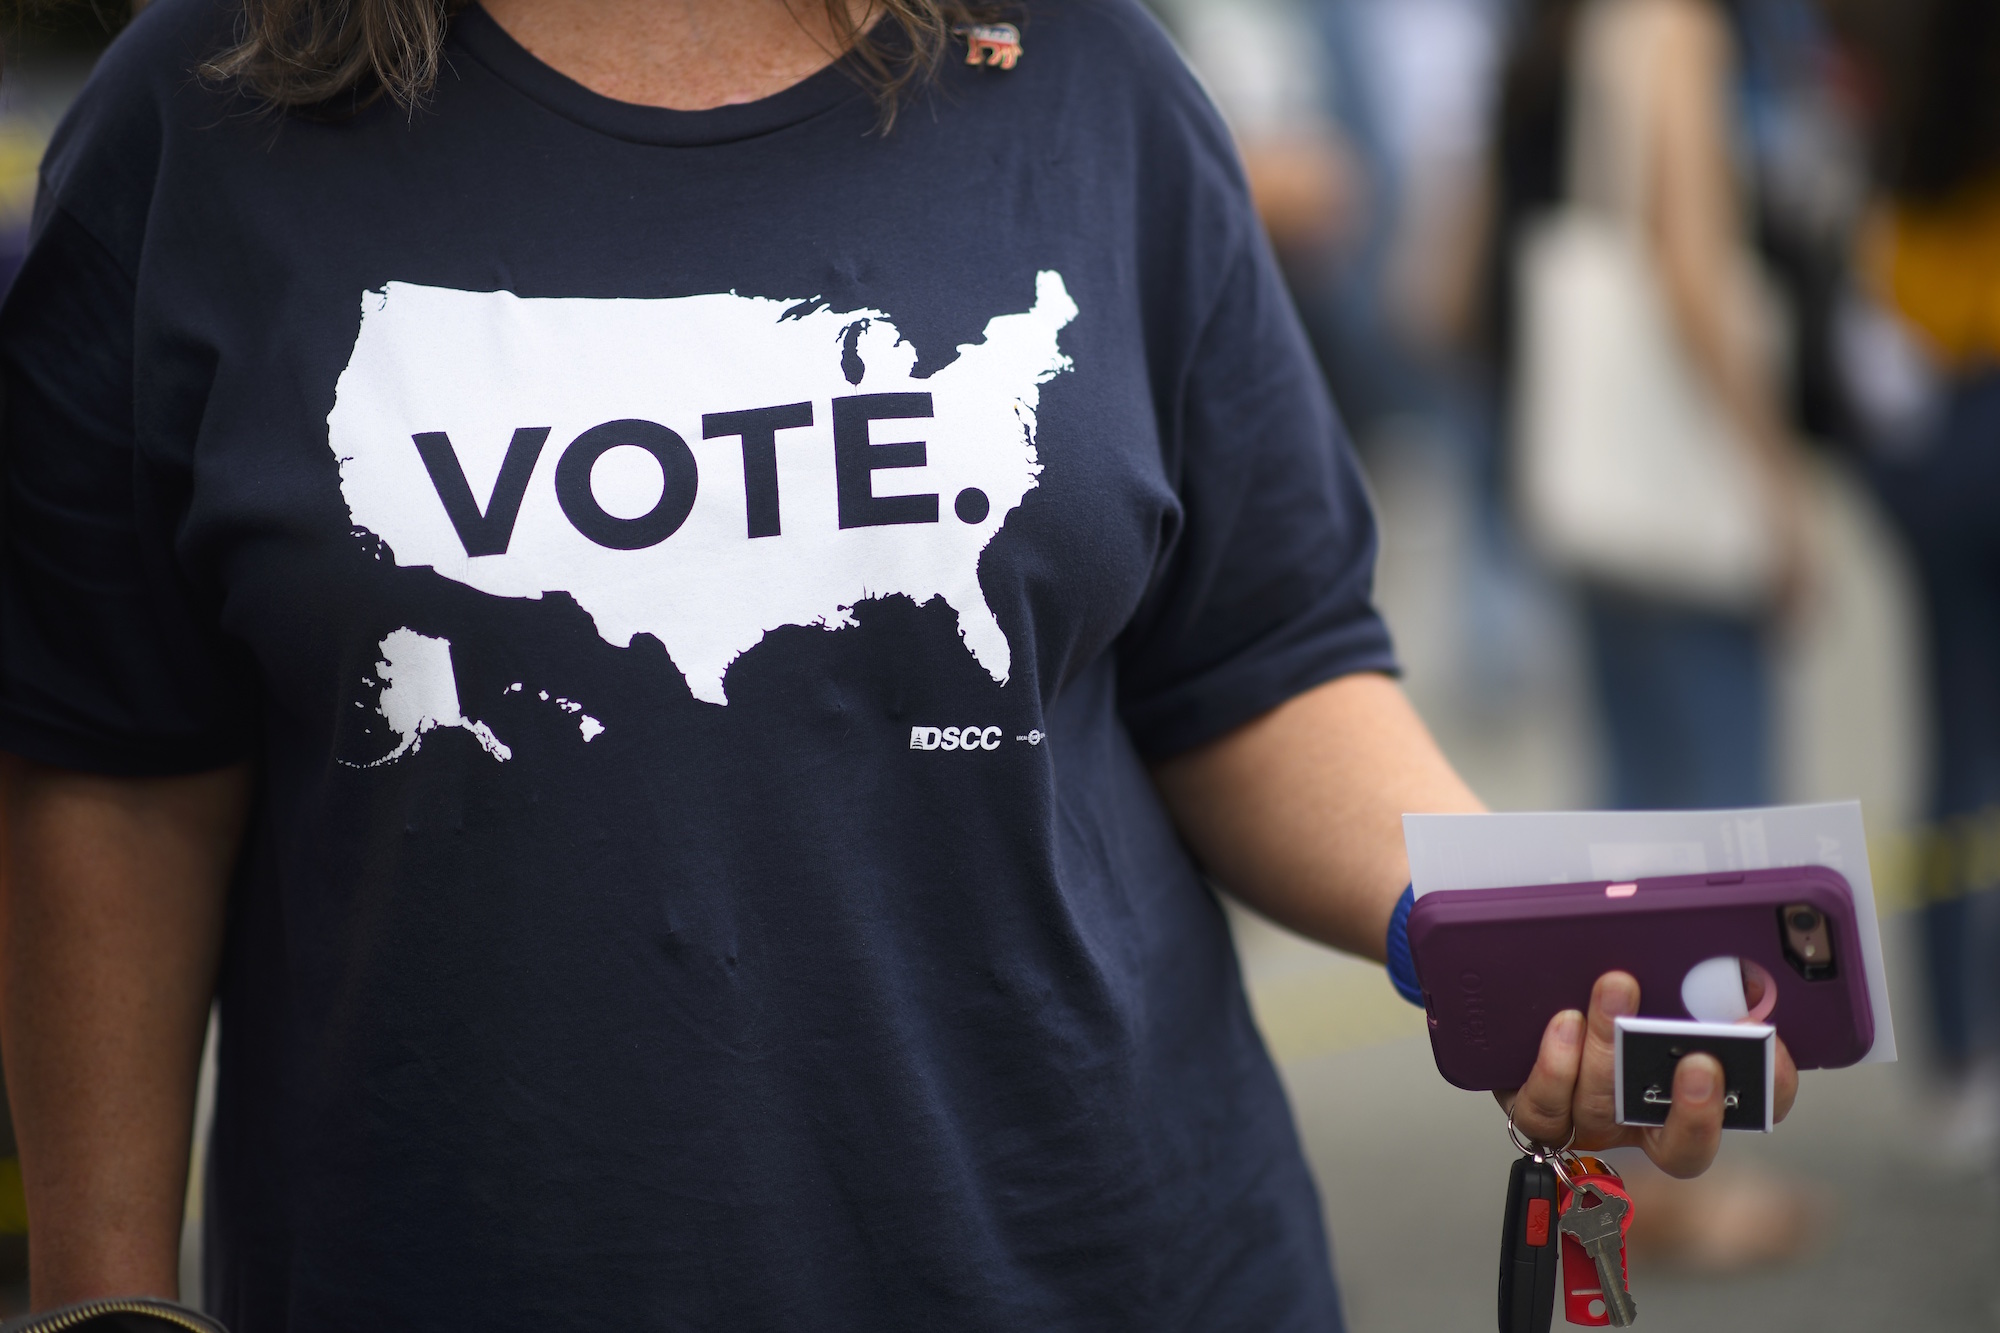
[
  {"x1": 1830, "y1": 0, "x2": 2000, "y2": 201},
  {"x1": 199, "y1": 0, "x2": 1004, "y2": 120},
  {"x1": 1493, "y1": 0, "x2": 1583, "y2": 202}
]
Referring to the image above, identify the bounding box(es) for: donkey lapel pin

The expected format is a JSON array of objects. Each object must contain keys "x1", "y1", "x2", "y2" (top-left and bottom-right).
[{"x1": 955, "y1": 22, "x2": 1022, "y2": 69}]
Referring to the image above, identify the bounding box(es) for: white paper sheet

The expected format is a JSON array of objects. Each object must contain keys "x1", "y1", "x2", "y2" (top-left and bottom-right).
[{"x1": 1402, "y1": 802, "x2": 1896, "y2": 1062}]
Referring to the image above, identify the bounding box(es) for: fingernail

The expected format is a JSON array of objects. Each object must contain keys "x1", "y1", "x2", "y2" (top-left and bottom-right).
[
  {"x1": 1602, "y1": 977, "x2": 1638, "y2": 1018},
  {"x1": 1682, "y1": 1058, "x2": 1716, "y2": 1102},
  {"x1": 1554, "y1": 1010, "x2": 1583, "y2": 1052}
]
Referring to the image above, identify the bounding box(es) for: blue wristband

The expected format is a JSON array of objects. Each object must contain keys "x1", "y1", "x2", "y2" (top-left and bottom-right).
[{"x1": 1386, "y1": 883, "x2": 1422, "y2": 1006}]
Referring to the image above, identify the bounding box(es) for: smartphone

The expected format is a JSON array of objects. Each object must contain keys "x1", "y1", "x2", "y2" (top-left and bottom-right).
[{"x1": 1407, "y1": 865, "x2": 1874, "y2": 1091}]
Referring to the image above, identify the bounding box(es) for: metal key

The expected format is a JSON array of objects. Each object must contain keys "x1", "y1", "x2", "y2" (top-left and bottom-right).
[{"x1": 1557, "y1": 1183, "x2": 1638, "y2": 1327}]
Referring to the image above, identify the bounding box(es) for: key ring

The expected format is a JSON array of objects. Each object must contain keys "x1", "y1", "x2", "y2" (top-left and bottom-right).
[
  {"x1": 1505, "y1": 1106, "x2": 1595, "y2": 1194},
  {"x1": 1505, "y1": 1105, "x2": 1575, "y2": 1162}
]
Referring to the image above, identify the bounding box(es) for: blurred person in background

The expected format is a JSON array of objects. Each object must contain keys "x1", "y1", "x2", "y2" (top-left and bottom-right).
[
  {"x1": 1486, "y1": 0, "x2": 1827, "y2": 1270},
  {"x1": 1498, "y1": 0, "x2": 1813, "y2": 812},
  {"x1": 1735, "y1": 2, "x2": 1870, "y2": 453},
  {"x1": 1153, "y1": 0, "x2": 1366, "y2": 371},
  {"x1": 1153, "y1": 0, "x2": 1385, "y2": 429},
  {"x1": 1169, "y1": 0, "x2": 1553, "y2": 716},
  {"x1": 1336, "y1": 0, "x2": 1543, "y2": 713},
  {"x1": 1829, "y1": 0, "x2": 2000, "y2": 1160}
]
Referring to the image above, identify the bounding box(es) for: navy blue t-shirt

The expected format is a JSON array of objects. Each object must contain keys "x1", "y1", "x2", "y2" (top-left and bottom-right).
[{"x1": 0, "y1": 2, "x2": 1395, "y2": 1327}]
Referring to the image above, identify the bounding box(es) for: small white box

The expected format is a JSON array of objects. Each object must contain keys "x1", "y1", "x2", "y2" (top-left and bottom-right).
[{"x1": 1613, "y1": 1015, "x2": 1776, "y2": 1132}]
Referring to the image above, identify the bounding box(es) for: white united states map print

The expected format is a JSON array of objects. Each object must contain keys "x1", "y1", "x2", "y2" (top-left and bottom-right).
[{"x1": 328, "y1": 273, "x2": 1078, "y2": 762}]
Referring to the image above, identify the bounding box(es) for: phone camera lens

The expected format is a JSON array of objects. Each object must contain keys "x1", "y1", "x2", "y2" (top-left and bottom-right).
[{"x1": 1788, "y1": 908, "x2": 1820, "y2": 933}]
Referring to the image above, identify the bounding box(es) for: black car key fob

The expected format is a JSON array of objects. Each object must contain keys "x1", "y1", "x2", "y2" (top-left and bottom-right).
[{"x1": 1498, "y1": 1154, "x2": 1560, "y2": 1333}]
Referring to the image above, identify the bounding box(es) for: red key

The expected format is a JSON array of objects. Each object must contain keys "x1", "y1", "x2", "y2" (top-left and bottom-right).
[{"x1": 1556, "y1": 1172, "x2": 1635, "y2": 1326}]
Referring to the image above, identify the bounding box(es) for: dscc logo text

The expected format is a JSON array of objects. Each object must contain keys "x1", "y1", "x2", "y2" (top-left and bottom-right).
[
  {"x1": 909, "y1": 725, "x2": 1045, "y2": 751},
  {"x1": 910, "y1": 725, "x2": 1002, "y2": 752}
]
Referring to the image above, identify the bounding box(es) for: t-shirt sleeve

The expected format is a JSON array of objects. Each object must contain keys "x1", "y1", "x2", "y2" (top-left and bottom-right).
[
  {"x1": 0, "y1": 201, "x2": 256, "y2": 774},
  {"x1": 1115, "y1": 225, "x2": 1398, "y2": 760}
]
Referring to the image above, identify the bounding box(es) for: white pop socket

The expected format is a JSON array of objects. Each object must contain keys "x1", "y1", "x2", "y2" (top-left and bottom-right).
[{"x1": 1680, "y1": 955, "x2": 1750, "y2": 1023}]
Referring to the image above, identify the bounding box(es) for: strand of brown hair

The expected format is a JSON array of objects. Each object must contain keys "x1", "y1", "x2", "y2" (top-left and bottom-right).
[{"x1": 200, "y1": 0, "x2": 1013, "y2": 125}]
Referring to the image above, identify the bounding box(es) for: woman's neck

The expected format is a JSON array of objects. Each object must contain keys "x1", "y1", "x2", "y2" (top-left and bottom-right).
[{"x1": 478, "y1": 0, "x2": 874, "y2": 109}]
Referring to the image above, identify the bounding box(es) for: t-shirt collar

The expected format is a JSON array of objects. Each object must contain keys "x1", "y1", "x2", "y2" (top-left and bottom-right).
[{"x1": 450, "y1": 3, "x2": 873, "y2": 146}]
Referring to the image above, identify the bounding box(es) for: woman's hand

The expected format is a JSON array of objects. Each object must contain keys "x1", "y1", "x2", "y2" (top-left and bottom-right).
[
  {"x1": 1497, "y1": 971, "x2": 1799, "y2": 1178},
  {"x1": 1762, "y1": 453, "x2": 1819, "y2": 627}
]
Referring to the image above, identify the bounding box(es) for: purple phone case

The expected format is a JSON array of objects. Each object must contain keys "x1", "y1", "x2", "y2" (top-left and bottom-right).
[{"x1": 1407, "y1": 865, "x2": 1874, "y2": 1090}]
